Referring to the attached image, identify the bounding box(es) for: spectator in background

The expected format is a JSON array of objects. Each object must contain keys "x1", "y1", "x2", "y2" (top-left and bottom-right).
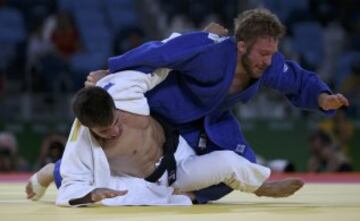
[
  {"x1": 340, "y1": 60, "x2": 360, "y2": 98},
  {"x1": 33, "y1": 11, "x2": 77, "y2": 93},
  {"x1": 26, "y1": 20, "x2": 55, "y2": 91},
  {"x1": 26, "y1": 21, "x2": 54, "y2": 71},
  {"x1": 0, "y1": 71, "x2": 4, "y2": 95},
  {"x1": 318, "y1": 21, "x2": 346, "y2": 83},
  {"x1": 34, "y1": 133, "x2": 66, "y2": 170},
  {"x1": 166, "y1": 14, "x2": 195, "y2": 36},
  {"x1": 113, "y1": 27, "x2": 145, "y2": 55},
  {"x1": 267, "y1": 159, "x2": 296, "y2": 173},
  {"x1": 340, "y1": 62, "x2": 360, "y2": 116},
  {"x1": 308, "y1": 130, "x2": 353, "y2": 172},
  {"x1": 51, "y1": 11, "x2": 80, "y2": 59},
  {"x1": 256, "y1": 155, "x2": 296, "y2": 173},
  {"x1": 319, "y1": 108, "x2": 354, "y2": 158},
  {"x1": 0, "y1": 132, "x2": 29, "y2": 172}
]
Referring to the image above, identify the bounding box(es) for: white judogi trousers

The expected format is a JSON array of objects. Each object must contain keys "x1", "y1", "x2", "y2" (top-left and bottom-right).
[{"x1": 161, "y1": 136, "x2": 271, "y2": 193}]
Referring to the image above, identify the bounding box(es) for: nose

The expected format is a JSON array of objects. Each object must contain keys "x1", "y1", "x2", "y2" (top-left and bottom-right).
[
  {"x1": 109, "y1": 126, "x2": 120, "y2": 137},
  {"x1": 263, "y1": 56, "x2": 272, "y2": 66}
]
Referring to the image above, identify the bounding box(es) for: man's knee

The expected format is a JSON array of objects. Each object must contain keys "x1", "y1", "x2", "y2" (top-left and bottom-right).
[{"x1": 213, "y1": 150, "x2": 249, "y2": 169}]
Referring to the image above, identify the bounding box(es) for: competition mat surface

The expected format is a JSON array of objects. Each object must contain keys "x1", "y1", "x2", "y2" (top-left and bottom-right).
[{"x1": 1, "y1": 173, "x2": 360, "y2": 221}]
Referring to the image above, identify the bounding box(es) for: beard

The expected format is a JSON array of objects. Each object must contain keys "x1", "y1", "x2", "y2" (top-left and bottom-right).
[
  {"x1": 241, "y1": 50, "x2": 265, "y2": 79},
  {"x1": 241, "y1": 50, "x2": 255, "y2": 78}
]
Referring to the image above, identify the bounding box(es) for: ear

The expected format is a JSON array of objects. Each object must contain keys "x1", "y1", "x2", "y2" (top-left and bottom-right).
[{"x1": 237, "y1": 41, "x2": 246, "y2": 55}]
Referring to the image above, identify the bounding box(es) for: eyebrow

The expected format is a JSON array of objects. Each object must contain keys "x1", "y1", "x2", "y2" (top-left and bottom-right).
[
  {"x1": 99, "y1": 116, "x2": 119, "y2": 133},
  {"x1": 261, "y1": 48, "x2": 278, "y2": 53}
]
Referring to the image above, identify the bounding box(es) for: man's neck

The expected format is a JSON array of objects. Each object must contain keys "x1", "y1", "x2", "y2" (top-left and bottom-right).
[
  {"x1": 90, "y1": 131, "x2": 107, "y2": 146},
  {"x1": 228, "y1": 59, "x2": 251, "y2": 94},
  {"x1": 235, "y1": 60, "x2": 251, "y2": 83}
]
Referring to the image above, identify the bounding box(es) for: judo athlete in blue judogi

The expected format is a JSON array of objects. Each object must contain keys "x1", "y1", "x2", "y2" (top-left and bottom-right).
[
  {"x1": 27, "y1": 9, "x2": 349, "y2": 204},
  {"x1": 106, "y1": 9, "x2": 349, "y2": 203}
]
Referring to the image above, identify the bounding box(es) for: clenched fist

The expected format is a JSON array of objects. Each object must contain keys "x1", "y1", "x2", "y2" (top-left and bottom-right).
[
  {"x1": 318, "y1": 93, "x2": 350, "y2": 110},
  {"x1": 203, "y1": 22, "x2": 228, "y2": 36},
  {"x1": 84, "y1": 69, "x2": 109, "y2": 87}
]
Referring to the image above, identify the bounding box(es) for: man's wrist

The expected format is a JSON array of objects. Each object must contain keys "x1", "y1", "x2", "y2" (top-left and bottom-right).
[{"x1": 318, "y1": 92, "x2": 329, "y2": 108}]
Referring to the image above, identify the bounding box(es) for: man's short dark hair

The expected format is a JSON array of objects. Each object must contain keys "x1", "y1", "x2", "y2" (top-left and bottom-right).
[
  {"x1": 72, "y1": 87, "x2": 115, "y2": 128},
  {"x1": 234, "y1": 8, "x2": 285, "y2": 43}
]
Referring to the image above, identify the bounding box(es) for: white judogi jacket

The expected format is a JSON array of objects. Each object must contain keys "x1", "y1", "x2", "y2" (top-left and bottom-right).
[{"x1": 56, "y1": 69, "x2": 192, "y2": 206}]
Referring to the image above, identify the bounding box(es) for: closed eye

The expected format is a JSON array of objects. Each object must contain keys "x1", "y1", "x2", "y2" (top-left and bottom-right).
[{"x1": 100, "y1": 117, "x2": 119, "y2": 134}]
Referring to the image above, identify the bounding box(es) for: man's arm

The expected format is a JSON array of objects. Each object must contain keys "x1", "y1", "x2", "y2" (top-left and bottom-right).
[
  {"x1": 84, "y1": 69, "x2": 109, "y2": 87},
  {"x1": 56, "y1": 120, "x2": 127, "y2": 206},
  {"x1": 262, "y1": 53, "x2": 349, "y2": 114},
  {"x1": 56, "y1": 120, "x2": 102, "y2": 206},
  {"x1": 107, "y1": 31, "x2": 228, "y2": 74},
  {"x1": 84, "y1": 23, "x2": 229, "y2": 87},
  {"x1": 203, "y1": 22, "x2": 228, "y2": 36},
  {"x1": 317, "y1": 93, "x2": 349, "y2": 111},
  {"x1": 69, "y1": 188, "x2": 127, "y2": 205}
]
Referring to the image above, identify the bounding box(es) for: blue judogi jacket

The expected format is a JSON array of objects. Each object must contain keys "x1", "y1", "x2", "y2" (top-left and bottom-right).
[{"x1": 108, "y1": 31, "x2": 335, "y2": 203}]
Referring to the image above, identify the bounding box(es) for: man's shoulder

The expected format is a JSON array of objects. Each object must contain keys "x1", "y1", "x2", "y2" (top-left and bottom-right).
[
  {"x1": 173, "y1": 31, "x2": 233, "y2": 45},
  {"x1": 261, "y1": 52, "x2": 287, "y2": 81},
  {"x1": 68, "y1": 124, "x2": 93, "y2": 146},
  {"x1": 272, "y1": 52, "x2": 285, "y2": 64},
  {"x1": 268, "y1": 52, "x2": 286, "y2": 72}
]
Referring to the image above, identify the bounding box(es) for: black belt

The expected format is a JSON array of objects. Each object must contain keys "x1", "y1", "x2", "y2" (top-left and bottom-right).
[{"x1": 144, "y1": 114, "x2": 179, "y2": 185}]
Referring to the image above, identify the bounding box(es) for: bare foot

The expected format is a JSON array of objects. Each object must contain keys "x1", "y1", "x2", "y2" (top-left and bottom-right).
[
  {"x1": 26, "y1": 163, "x2": 55, "y2": 201},
  {"x1": 254, "y1": 177, "x2": 304, "y2": 198},
  {"x1": 173, "y1": 188, "x2": 195, "y2": 201}
]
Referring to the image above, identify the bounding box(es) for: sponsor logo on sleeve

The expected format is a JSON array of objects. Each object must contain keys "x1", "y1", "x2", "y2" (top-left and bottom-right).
[
  {"x1": 283, "y1": 64, "x2": 288, "y2": 72},
  {"x1": 235, "y1": 144, "x2": 246, "y2": 154},
  {"x1": 103, "y1": 82, "x2": 114, "y2": 91},
  {"x1": 207, "y1": 33, "x2": 228, "y2": 43}
]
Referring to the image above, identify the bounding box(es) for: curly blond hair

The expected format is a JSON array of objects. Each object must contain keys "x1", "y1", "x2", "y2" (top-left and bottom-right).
[{"x1": 234, "y1": 8, "x2": 285, "y2": 43}]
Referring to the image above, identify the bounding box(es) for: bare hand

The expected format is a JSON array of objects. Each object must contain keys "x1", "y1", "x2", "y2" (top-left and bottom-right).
[
  {"x1": 84, "y1": 69, "x2": 109, "y2": 87},
  {"x1": 25, "y1": 181, "x2": 35, "y2": 199},
  {"x1": 91, "y1": 188, "x2": 127, "y2": 202},
  {"x1": 203, "y1": 22, "x2": 228, "y2": 36},
  {"x1": 318, "y1": 93, "x2": 350, "y2": 111}
]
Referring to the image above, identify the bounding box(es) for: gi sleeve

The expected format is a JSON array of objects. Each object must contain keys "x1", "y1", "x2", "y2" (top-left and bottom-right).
[
  {"x1": 108, "y1": 31, "x2": 226, "y2": 74},
  {"x1": 56, "y1": 120, "x2": 97, "y2": 207},
  {"x1": 261, "y1": 53, "x2": 335, "y2": 116},
  {"x1": 96, "y1": 69, "x2": 170, "y2": 116}
]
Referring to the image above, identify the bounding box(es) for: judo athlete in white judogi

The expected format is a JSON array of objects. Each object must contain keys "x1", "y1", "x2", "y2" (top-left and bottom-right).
[{"x1": 53, "y1": 69, "x2": 275, "y2": 207}]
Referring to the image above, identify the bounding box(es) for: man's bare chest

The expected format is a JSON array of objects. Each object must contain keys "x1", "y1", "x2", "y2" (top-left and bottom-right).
[{"x1": 101, "y1": 117, "x2": 165, "y2": 177}]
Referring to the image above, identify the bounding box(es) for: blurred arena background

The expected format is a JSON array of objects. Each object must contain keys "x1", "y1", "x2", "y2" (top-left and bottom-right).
[{"x1": 0, "y1": 0, "x2": 359, "y2": 173}]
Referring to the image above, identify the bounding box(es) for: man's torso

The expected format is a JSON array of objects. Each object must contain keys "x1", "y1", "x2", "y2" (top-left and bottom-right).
[{"x1": 98, "y1": 112, "x2": 165, "y2": 178}]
